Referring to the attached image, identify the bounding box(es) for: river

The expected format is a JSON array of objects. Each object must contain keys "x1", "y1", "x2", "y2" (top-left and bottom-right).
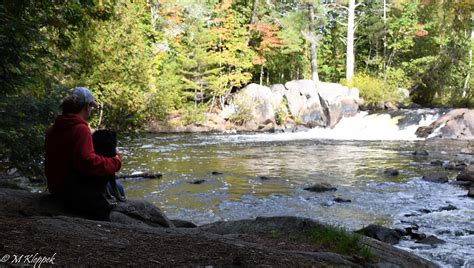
[{"x1": 118, "y1": 109, "x2": 473, "y2": 267}]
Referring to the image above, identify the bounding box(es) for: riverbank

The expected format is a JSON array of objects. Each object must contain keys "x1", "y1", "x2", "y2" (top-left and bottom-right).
[
  {"x1": 0, "y1": 187, "x2": 437, "y2": 267},
  {"x1": 145, "y1": 81, "x2": 473, "y2": 141}
]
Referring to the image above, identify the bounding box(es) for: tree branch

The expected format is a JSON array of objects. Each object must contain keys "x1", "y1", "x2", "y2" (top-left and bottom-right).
[{"x1": 324, "y1": 3, "x2": 348, "y2": 11}]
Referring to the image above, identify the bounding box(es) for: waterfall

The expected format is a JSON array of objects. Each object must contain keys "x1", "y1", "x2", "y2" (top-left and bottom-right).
[{"x1": 228, "y1": 109, "x2": 445, "y2": 142}]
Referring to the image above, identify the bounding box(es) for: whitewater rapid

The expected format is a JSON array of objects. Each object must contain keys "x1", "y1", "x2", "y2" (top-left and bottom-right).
[{"x1": 223, "y1": 109, "x2": 443, "y2": 143}]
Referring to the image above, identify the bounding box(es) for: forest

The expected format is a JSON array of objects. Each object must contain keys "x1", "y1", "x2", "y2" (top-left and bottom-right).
[{"x1": 0, "y1": 0, "x2": 473, "y2": 175}]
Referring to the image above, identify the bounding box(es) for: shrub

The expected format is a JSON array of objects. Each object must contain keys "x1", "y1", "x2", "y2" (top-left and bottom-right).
[
  {"x1": 229, "y1": 98, "x2": 253, "y2": 126},
  {"x1": 344, "y1": 74, "x2": 399, "y2": 107},
  {"x1": 274, "y1": 98, "x2": 288, "y2": 125},
  {"x1": 183, "y1": 104, "x2": 207, "y2": 126},
  {"x1": 0, "y1": 94, "x2": 62, "y2": 177}
]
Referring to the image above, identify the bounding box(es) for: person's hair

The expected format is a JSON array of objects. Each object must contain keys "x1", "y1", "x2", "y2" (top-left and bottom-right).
[{"x1": 60, "y1": 95, "x2": 87, "y2": 114}]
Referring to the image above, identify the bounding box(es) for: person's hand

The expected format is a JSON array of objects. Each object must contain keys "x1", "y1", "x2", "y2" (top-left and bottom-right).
[{"x1": 115, "y1": 151, "x2": 122, "y2": 161}]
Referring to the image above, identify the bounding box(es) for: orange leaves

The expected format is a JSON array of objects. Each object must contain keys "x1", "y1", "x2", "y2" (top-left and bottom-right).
[
  {"x1": 252, "y1": 56, "x2": 266, "y2": 65},
  {"x1": 415, "y1": 22, "x2": 428, "y2": 37},
  {"x1": 415, "y1": 29, "x2": 428, "y2": 37},
  {"x1": 249, "y1": 23, "x2": 282, "y2": 65},
  {"x1": 214, "y1": 0, "x2": 232, "y2": 14},
  {"x1": 250, "y1": 23, "x2": 282, "y2": 52}
]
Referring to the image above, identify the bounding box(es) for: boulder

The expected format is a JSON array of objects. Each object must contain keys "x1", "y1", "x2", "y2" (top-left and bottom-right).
[
  {"x1": 301, "y1": 96, "x2": 327, "y2": 127},
  {"x1": 219, "y1": 80, "x2": 360, "y2": 131},
  {"x1": 416, "y1": 235, "x2": 446, "y2": 245},
  {"x1": 0, "y1": 188, "x2": 174, "y2": 228},
  {"x1": 340, "y1": 98, "x2": 359, "y2": 117},
  {"x1": 258, "y1": 122, "x2": 275, "y2": 132},
  {"x1": 170, "y1": 219, "x2": 198, "y2": 228},
  {"x1": 112, "y1": 199, "x2": 175, "y2": 228},
  {"x1": 430, "y1": 160, "x2": 444, "y2": 166},
  {"x1": 413, "y1": 150, "x2": 429, "y2": 156},
  {"x1": 286, "y1": 80, "x2": 317, "y2": 97},
  {"x1": 356, "y1": 224, "x2": 401, "y2": 245},
  {"x1": 384, "y1": 169, "x2": 400, "y2": 177},
  {"x1": 457, "y1": 164, "x2": 474, "y2": 182},
  {"x1": 317, "y1": 82, "x2": 360, "y2": 128},
  {"x1": 190, "y1": 179, "x2": 206, "y2": 184},
  {"x1": 285, "y1": 80, "x2": 327, "y2": 127},
  {"x1": 422, "y1": 174, "x2": 449, "y2": 183},
  {"x1": 270, "y1": 84, "x2": 286, "y2": 105},
  {"x1": 385, "y1": 102, "x2": 399, "y2": 111},
  {"x1": 438, "y1": 204, "x2": 457, "y2": 212},
  {"x1": 333, "y1": 197, "x2": 351, "y2": 203},
  {"x1": 284, "y1": 81, "x2": 308, "y2": 118},
  {"x1": 259, "y1": 176, "x2": 279, "y2": 180},
  {"x1": 415, "y1": 109, "x2": 474, "y2": 139},
  {"x1": 409, "y1": 232, "x2": 427, "y2": 240},
  {"x1": 443, "y1": 161, "x2": 467, "y2": 171},
  {"x1": 304, "y1": 183, "x2": 337, "y2": 192},
  {"x1": 398, "y1": 88, "x2": 410, "y2": 103},
  {"x1": 235, "y1": 84, "x2": 277, "y2": 125},
  {"x1": 468, "y1": 187, "x2": 474, "y2": 198},
  {"x1": 450, "y1": 180, "x2": 472, "y2": 187}
]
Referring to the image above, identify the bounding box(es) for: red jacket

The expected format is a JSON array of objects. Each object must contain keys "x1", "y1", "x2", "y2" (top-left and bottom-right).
[{"x1": 44, "y1": 114, "x2": 121, "y2": 194}]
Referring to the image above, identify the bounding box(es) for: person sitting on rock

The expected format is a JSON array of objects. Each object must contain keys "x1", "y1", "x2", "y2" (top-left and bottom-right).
[{"x1": 44, "y1": 87, "x2": 122, "y2": 221}]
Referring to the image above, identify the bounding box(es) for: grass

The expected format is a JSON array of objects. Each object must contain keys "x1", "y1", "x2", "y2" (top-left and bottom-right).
[
  {"x1": 268, "y1": 225, "x2": 375, "y2": 262},
  {"x1": 305, "y1": 225, "x2": 375, "y2": 261}
]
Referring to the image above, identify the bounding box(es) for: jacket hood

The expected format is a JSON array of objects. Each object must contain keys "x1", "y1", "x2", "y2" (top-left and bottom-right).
[{"x1": 52, "y1": 114, "x2": 88, "y2": 130}]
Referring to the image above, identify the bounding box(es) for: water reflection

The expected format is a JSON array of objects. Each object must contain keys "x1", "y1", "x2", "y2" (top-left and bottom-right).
[{"x1": 118, "y1": 133, "x2": 472, "y2": 267}]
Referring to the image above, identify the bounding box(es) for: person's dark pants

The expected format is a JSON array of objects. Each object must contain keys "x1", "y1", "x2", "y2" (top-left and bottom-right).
[
  {"x1": 107, "y1": 181, "x2": 125, "y2": 197},
  {"x1": 60, "y1": 172, "x2": 112, "y2": 221}
]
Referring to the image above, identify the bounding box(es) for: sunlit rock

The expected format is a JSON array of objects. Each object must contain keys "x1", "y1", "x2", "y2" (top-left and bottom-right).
[{"x1": 416, "y1": 109, "x2": 474, "y2": 139}]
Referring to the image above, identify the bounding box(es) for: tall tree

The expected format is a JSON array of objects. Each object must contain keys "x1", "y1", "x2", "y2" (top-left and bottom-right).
[
  {"x1": 346, "y1": 0, "x2": 356, "y2": 81},
  {"x1": 307, "y1": 1, "x2": 319, "y2": 82}
]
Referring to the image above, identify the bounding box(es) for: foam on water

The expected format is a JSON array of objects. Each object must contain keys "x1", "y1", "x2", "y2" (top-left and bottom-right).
[{"x1": 217, "y1": 109, "x2": 441, "y2": 143}]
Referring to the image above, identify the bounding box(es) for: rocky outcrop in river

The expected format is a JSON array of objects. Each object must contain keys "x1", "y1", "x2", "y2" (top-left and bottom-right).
[
  {"x1": 224, "y1": 80, "x2": 360, "y2": 131},
  {"x1": 148, "y1": 80, "x2": 360, "y2": 133},
  {"x1": 416, "y1": 109, "x2": 474, "y2": 139}
]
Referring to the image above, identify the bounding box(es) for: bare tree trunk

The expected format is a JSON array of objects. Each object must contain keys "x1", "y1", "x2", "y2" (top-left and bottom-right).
[
  {"x1": 382, "y1": 0, "x2": 387, "y2": 64},
  {"x1": 463, "y1": 29, "x2": 473, "y2": 98},
  {"x1": 266, "y1": 68, "x2": 270, "y2": 85},
  {"x1": 148, "y1": 0, "x2": 160, "y2": 30},
  {"x1": 97, "y1": 105, "x2": 104, "y2": 128},
  {"x1": 366, "y1": 44, "x2": 372, "y2": 71},
  {"x1": 250, "y1": 0, "x2": 259, "y2": 25},
  {"x1": 308, "y1": 4, "x2": 319, "y2": 83},
  {"x1": 209, "y1": 95, "x2": 216, "y2": 113},
  {"x1": 346, "y1": 0, "x2": 355, "y2": 81},
  {"x1": 260, "y1": 64, "x2": 264, "y2": 85}
]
